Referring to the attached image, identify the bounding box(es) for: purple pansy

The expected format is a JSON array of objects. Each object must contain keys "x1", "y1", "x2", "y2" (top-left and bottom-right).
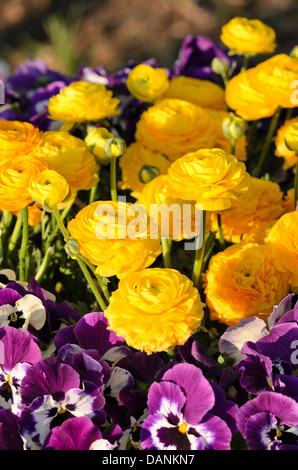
[
  {"x1": 5, "y1": 277, "x2": 81, "y2": 345},
  {"x1": 0, "y1": 326, "x2": 41, "y2": 415},
  {"x1": 140, "y1": 363, "x2": 238, "y2": 450},
  {"x1": 43, "y1": 416, "x2": 116, "y2": 450},
  {"x1": 237, "y1": 391, "x2": 298, "y2": 450},
  {"x1": 18, "y1": 356, "x2": 106, "y2": 449},
  {"x1": 6, "y1": 59, "x2": 71, "y2": 93},
  {"x1": 170, "y1": 35, "x2": 238, "y2": 84}
]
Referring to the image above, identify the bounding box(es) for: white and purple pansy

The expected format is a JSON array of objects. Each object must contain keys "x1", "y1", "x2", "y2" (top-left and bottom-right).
[{"x1": 140, "y1": 363, "x2": 238, "y2": 450}]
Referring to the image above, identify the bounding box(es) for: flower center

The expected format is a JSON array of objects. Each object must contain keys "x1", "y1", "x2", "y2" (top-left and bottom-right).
[{"x1": 178, "y1": 422, "x2": 188, "y2": 434}]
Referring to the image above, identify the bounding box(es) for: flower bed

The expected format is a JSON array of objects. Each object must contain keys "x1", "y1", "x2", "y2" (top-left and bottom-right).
[{"x1": 0, "y1": 16, "x2": 298, "y2": 451}]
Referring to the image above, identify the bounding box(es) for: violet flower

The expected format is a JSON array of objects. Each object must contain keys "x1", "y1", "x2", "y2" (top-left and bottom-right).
[
  {"x1": 18, "y1": 356, "x2": 106, "y2": 449},
  {"x1": 170, "y1": 35, "x2": 238, "y2": 84},
  {"x1": 237, "y1": 391, "x2": 298, "y2": 450},
  {"x1": 0, "y1": 409, "x2": 24, "y2": 450},
  {"x1": 43, "y1": 416, "x2": 117, "y2": 450},
  {"x1": 0, "y1": 326, "x2": 41, "y2": 416},
  {"x1": 140, "y1": 363, "x2": 238, "y2": 450}
]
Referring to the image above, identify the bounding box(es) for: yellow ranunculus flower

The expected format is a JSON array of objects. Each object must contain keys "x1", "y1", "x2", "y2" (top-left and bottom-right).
[
  {"x1": 104, "y1": 267, "x2": 205, "y2": 354},
  {"x1": 0, "y1": 156, "x2": 48, "y2": 212},
  {"x1": 210, "y1": 177, "x2": 286, "y2": 244},
  {"x1": 48, "y1": 81, "x2": 120, "y2": 124},
  {"x1": 265, "y1": 211, "x2": 298, "y2": 289},
  {"x1": 225, "y1": 67, "x2": 278, "y2": 121},
  {"x1": 275, "y1": 117, "x2": 298, "y2": 170},
  {"x1": 220, "y1": 17, "x2": 276, "y2": 55},
  {"x1": 157, "y1": 75, "x2": 226, "y2": 110},
  {"x1": 126, "y1": 64, "x2": 169, "y2": 102},
  {"x1": 85, "y1": 127, "x2": 116, "y2": 165},
  {"x1": 0, "y1": 120, "x2": 42, "y2": 158},
  {"x1": 32, "y1": 131, "x2": 99, "y2": 194},
  {"x1": 118, "y1": 141, "x2": 171, "y2": 198},
  {"x1": 137, "y1": 174, "x2": 201, "y2": 240},
  {"x1": 284, "y1": 121, "x2": 298, "y2": 153},
  {"x1": 135, "y1": 98, "x2": 217, "y2": 162},
  {"x1": 67, "y1": 201, "x2": 162, "y2": 279},
  {"x1": 251, "y1": 54, "x2": 298, "y2": 109},
  {"x1": 28, "y1": 169, "x2": 71, "y2": 209},
  {"x1": 166, "y1": 148, "x2": 251, "y2": 211},
  {"x1": 204, "y1": 243, "x2": 289, "y2": 326}
]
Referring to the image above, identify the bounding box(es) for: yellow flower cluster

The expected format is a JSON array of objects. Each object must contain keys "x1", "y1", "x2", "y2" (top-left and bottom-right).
[
  {"x1": 204, "y1": 243, "x2": 289, "y2": 326},
  {"x1": 221, "y1": 17, "x2": 276, "y2": 55},
  {"x1": 104, "y1": 267, "x2": 204, "y2": 354},
  {"x1": 225, "y1": 54, "x2": 298, "y2": 120},
  {"x1": 166, "y1": 148, "x2": 251, "y2": 211},
  {"x1": 0, "y1": 120, "x2": 99, "y2": 213},
  {"x1": 48, "y1": 80, "x2": 120, "y2": 124},
  {"x1": 67, "y1": 200, "x2": 162, "y2": 279},
  {"x1": 126, "y1": 64, "x2": 169, "y2": 102}
]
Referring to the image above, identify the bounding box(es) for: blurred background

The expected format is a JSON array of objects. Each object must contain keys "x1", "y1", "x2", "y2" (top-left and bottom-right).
[{"x1": 0, "y1": 0, "x2": 297, "y2": 77}]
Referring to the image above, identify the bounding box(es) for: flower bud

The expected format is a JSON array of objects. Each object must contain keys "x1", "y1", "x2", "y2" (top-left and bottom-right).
[
  {"x1": 222, "y1": 113, "x2": 247, "y2": 139},
  {"x1": 211, "y1": 58, "x2": 229, "y2": 76},
  {"x1": 103, "y1": 137, "x2": 126, "y2": 159},
  {"x1": 28, "y1": 169, "x2": 71, "y2": 213},
  {"x1": 85, "y1": 127, "x2": 116, "y2": 165},
  {"x1": 65, "y1": 238, "x2": 80, "y2": 258},
  {"x1": 138, "y1": 164, "x2": 160, "y2": 183},
  {"x1": 290, "y1": 46, "x2": 298, "y2": 58},
  {"x1": 284, "y1": 122, "x2": 298, "y2": 153}
]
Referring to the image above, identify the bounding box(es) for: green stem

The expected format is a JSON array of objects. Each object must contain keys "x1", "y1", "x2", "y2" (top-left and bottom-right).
[
  {"x1": 76, "y1": 256, "x2": 107, "y2": 311},
  {"x1": 19, "y1": 206, "x2": 29, "y2": 282},
  {"x1": 53, "y1": 206, "x2": 69, "y2": 240},
  {"x1": 46, "y1": 202, "x2": 74, "y2": 247},
  {"x1": 230, "y1": 137, "x2": 236, "y2": 155},
  {"x1": 77, "y1": 253, "x2": 110, "y2": 303},
  {"x1": 161, "y1": 238, "x2": 172, "y2": 268},
  {"x1": 192, "y1": 210, "x2": 206, "y2": 288},
  {"x1": 217, "y1": 213, "x2": 226, "y2": 250},
  {"x1": 285, "y1": 108, "x2": 293, "y2": 121},
  {"x1": 89, "y1": 182, "x2": 98, "y2": 204},
  {"x1": 110, "y1": 157, "x2": 118, "y2": 202},
  {"x1": 35, "y1": 246, "x2": 54, "y2": 283},
  {"x1": 241, "y1": 54, "x2": 250, "y2": 72},
  {"x1": 253, "y1": 106, "x2": 281, "y2": 177},
  {"x1": 7, "y1": 214, "x2": 23, "y2": 253}
]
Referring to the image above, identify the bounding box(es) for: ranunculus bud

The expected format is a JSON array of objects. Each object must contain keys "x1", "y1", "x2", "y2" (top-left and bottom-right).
[
  {"x1": 222, "y1": 113, "x2": 247, "y2": 139},
  {"x1": 211, "y1": 58, "x2": 229, "y2": 76},
  {"x1": 103, "y1": 137, "x2": 126, "y2": 159},
  {"x1": 284, "y1": 122, "x2": 298, "y2": 153},
  {"x1": 138, "y1": 164, "x2": 160, "y2": 183},
  {"x1": 65, "y1": 239, "x2": 80, "y2": 258}
]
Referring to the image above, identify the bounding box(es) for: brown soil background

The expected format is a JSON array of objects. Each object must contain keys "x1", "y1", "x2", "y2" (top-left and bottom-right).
[{"x1": 0, "y1": 0, "x2": 297, "y2": 75}]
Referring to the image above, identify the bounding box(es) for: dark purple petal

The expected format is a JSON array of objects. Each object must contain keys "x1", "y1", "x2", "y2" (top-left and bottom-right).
[
  {"x1": 254, "y1": 323, "x2": 298, "y2": 365},
  {"x1": 73, "y1": 312, "x2": 124, "y2": 356},
  {"x1": 244, "y1": 411, "x2": 280, "y2": 450},
  {"x1": 20, "y1": 356, "x2": 80, "y2": 404},
  {"x1": 43, "y1": 416, "x2": 104, "y2": 450},
  {"x1": 0, "y1": 409, "x2": 23, "y2": 450},
  {"x1": 116, "y1": 350, "x2": 164, "y2": 385},
  {"x1": 54, "y1": 325, "x2": 78, "y2": 351},
  {"x1": 237, "y1": 392, "x2": 298, "y2": 440},
  {"x1": 0, "y1": 326, "x2": 41, "y2": 371},
  {"x1": 0, "y1": 288, "x2": 22, "y2": 307}
]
